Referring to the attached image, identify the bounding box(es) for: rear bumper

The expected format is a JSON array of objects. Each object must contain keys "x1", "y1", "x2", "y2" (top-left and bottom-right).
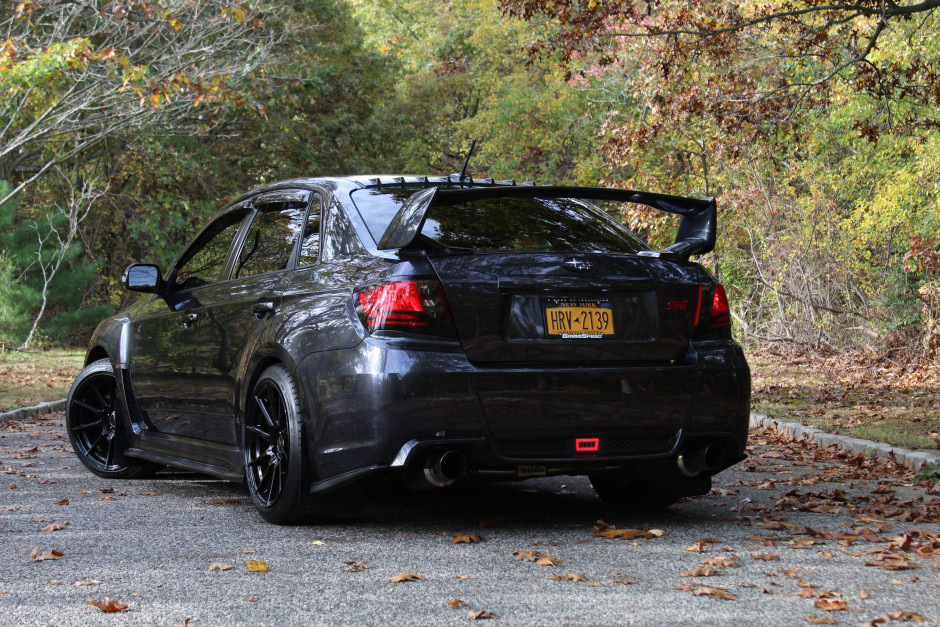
[{"x1": 296, "y1": 339, "x2": 750, "y2": 484}]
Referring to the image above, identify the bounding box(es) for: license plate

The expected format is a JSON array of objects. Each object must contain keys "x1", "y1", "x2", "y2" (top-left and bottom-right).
[{"x1": 544, "y1": 298, "x2": 615, "y2": 338}]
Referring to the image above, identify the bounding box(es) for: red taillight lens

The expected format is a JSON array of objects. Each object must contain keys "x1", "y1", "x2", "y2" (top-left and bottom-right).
[
  {"x1": 711, "y1": 284, "x2": 731, "y2": 327},
  {"x1": 693, "y1": 283, "x2": 731, "y2": 337},
  {"x1": 356, "y1": 280, "x2": 456, "y2": 337}
]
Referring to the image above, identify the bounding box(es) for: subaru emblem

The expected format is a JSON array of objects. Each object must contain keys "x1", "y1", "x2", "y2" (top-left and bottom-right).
[{"x1": 563, "y1": 257, "x2": 593, "y2": 273}]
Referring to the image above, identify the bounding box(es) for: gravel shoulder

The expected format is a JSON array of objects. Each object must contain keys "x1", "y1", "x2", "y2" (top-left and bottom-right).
[{"x1": 1, "y1": 412, "x2": 938, "y2": 626}]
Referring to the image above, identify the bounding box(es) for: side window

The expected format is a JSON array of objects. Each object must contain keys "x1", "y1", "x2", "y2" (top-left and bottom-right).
[
  {"x1": 175, "y1": 209, "x2": 249, "y2": 289},
  {"x1": 298, "y1": 196, "x2": 321, "y2": 267},
  {"x1": 232, "y1": 201, "x2": 307, "y2": 279}
]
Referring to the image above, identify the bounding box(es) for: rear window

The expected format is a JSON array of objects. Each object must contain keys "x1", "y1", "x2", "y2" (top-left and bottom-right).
[{"x1": 351, "y1": 188, "x2": 649, "y2": 254}]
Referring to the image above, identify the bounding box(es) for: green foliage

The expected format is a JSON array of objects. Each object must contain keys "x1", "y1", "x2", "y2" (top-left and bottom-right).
[
  {"x1": 0, "y1": 252, "x2": 32, "y2": 347},
  {"x1": 914, "y1": 461, "x2": 940, "y2": 485}
]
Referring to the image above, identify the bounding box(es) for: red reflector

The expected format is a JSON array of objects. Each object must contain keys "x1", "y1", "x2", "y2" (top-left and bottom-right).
[
  {"x1": 693, "y1": 285, "x2": 703, "y2": 326},
  {"x1": 575, "y1": 438, "x2": 599, "y2": 452}
]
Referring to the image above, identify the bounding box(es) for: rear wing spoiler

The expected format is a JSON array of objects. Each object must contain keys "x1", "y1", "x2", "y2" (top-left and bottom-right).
[{"x1": 376, "y1": 186, "x2": 716, "y2": 261}]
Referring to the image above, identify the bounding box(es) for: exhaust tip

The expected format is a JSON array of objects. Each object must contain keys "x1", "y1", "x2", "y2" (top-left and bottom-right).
[
  {"x1": 422, "y1": 450, "x2": 468, "y2": 488},
  {"x1": 678, "y1": 442, "x2": 727, "y2": 477}
]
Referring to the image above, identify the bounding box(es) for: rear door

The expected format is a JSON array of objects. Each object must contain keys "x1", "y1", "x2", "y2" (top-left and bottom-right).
[{"x1": 190, "y1": 190, "x2": 315, "y2": 444}]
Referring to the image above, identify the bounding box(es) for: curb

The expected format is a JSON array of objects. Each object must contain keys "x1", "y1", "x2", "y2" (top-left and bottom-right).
[
  {"x1": 0, "y1": 399, "x2": 66, "y2": 424},
  {"x1": 750, "y1": 412, "x2": 938, "y2": 472}
]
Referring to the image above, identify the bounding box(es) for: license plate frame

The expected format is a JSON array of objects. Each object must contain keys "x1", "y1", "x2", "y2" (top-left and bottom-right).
[{"x1": 543, "y1": 298, "x2": 615, "y2": 339}]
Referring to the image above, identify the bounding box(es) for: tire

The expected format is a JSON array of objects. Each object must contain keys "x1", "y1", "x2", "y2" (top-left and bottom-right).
[
  {"x1": 243, "y1": 364, "x2": 331, "y2": 524},
  {"x1": 589, "y1": 469, "x2": 711, "y2": 512},
  {"x1": 66, "y1": 359, "x2": 163, "y2": 479}
]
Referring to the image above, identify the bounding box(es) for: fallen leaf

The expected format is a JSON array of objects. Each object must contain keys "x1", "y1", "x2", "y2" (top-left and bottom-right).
[
  {"x1": 593, "y1": 519, "x2": 615, "y2": 532},
  {"x1": 858, "y1": 588, "x2": 870, "y2": 600},
  {"x1": 812, "y1": 599, "x2": 848, "y2": 611},
  {"x1": 448, "y1": 599, "x2": 467, "y2": 610},
  {"x1": 608, "y1": 577, "x2": 637, "y2": 585},
  {"x1": 803, "y1": 615, "x2": 836, "y2": 625},
  {"x1": 453, "y1": 575, "x2": 469, "y2": 579},
  {"x1": 41, "y1": 523, "x2": 65, "y2": 532},
  {"x1": 54, "y1": 499, "x2": 69, "y2": 506},
  {"x1": 685, "y1": 540, "x2": 708, "y2": 553},
  {"x1": 751, "y1": 553, "x2": 780, "y2": 561},
  {"x1": 681, "y1": 566, "x2": 721, "y2": 577},
  {"x1": 536, "y1": 557, "x2": 563, "y2": 566},
  {"x1": 675, "y1": 584, "x2": 738, "y2": 600},
  {"x1": 29, "y1": 545, "x2": 64, "y2": 561},
  {"x1": 208, "y1": 563, "x2": 233, "y2": 571},
  {"x1": 593, "y1": 527, "x2": 664, "y2": 540},
  {"x1": 344, "y1": 561, "x2": 371, "y2": 572},
  {"x1": 513, "y1": 550, "x2": 547, "y2": 562},
  {"x1": 452, "y1": 534, "x2": 482, "y2": 544},
  {"x1": 467, "y1": 610, "x2": 495, "y2": 620},
  {"x1": 554, "y1": 573, "x2": 586, "y2": 582},
  {"x1": 885, "y1": 611, "x2": 927, "y2": 622},
  {"x1": 704, "y1": 556, "x2": 739, "y2": 568},
  {"x1": 74, "y1": 580, "x2": 99, "y2": 586},
  {"x1": 388, "y1": 573, "x2": 425, "y2": 583},
  {"x1": 311, "y1": 540, "x2": 325, "y2": 546},
  {"x1": 246, "y1": 560, "x2": 269, "y2": 572},
  {"x1": 87, "y1": 598, "x2": 130, "y2": 613}
]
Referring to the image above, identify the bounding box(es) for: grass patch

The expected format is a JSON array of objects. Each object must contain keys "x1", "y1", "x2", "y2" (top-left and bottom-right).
[
  {"x1": 750, "y1": 350, "x2": 940, "y2": 453},
  {"x1": 0, "y1": 348, "x2": 85, "y2": 413}
]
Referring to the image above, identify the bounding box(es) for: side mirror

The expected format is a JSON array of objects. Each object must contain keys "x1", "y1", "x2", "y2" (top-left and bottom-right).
[{"x1": 122, "y1": 264, "x2": 163, "y2": 294}]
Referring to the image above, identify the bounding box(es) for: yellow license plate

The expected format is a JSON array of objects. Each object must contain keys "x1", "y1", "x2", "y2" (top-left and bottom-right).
[{"x1": 544, "y1": 299, "x2": 614, "y2": 338}]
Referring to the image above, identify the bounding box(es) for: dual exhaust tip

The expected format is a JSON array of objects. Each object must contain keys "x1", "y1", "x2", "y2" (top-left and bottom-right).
[{"x1": 412, "y1": 442, "x2": 726, "y2": 487}]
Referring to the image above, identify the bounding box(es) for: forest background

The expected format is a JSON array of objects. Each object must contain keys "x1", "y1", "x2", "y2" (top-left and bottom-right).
[{"x1": 1, "y1": 1, "x2": 939, "y2": 418}]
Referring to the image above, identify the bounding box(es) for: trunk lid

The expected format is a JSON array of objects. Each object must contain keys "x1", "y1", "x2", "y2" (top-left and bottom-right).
[{"x1": 428, "y1": 252, "x2": 702, "y2": 364}]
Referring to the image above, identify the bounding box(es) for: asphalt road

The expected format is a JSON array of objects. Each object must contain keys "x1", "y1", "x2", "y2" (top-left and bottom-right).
[{"x1": 2, "y1": 413, "x2": 938, "y2": 627}]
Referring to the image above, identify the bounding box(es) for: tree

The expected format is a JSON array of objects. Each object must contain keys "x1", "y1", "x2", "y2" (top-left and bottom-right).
[
  {"x1": 0, "y1": 0, "x2": 289, "y2": 205},
  {"x1": 499, "y1": 0, "x2": 940, "y2": 142}
]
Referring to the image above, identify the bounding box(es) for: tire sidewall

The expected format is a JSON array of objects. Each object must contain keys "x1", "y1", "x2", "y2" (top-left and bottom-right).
[
  {"x1": 66, "y1": 359, "x2": 144, "y2": 479},
  {"x1": 245, "y1": 364, "x2": 310, "y2": 524}
]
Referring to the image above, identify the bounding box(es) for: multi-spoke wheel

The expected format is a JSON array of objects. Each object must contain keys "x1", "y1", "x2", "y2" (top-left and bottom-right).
[
  {"x1": 66, "y1": 359, "x2": 162, "y2": 479},
  {"x1": 244, "y1": 364, "x2": 327, "y2": 524}
]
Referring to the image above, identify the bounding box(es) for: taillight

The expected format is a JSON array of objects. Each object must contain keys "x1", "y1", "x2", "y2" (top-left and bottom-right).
[
  {"x1": 711, "y1": 284, "x2": 731, "y2": 327},
  {"x1": 355, "y1": 279, "x2": 457, "y2": 337},
  {"x1": 693, "y1": 283, "x2": 732, "y2": 337}
]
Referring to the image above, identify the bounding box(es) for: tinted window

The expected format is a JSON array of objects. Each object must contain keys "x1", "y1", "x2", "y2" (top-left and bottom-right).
[
  {"x1": 298, "y1": 196, "x2": 321, "y2": 267},
  {"x1": 351, "y1": 188, "x2": 648, "y2": 254},
  {"x1": 350, "y1": 188, "x2": 415, "y2": 244},
  {"x1": 175, "y1": 209, "x2": 249, "y2": 288},
  {"x1": 232, "y1": 202, "x2": 307, "y2": 279},
  {"x1": 421, "y1": 197, "x2": 647, "y2": 253}
]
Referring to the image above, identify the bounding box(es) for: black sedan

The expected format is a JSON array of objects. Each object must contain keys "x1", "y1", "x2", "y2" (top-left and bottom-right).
[{"x1": 66, "y1": 175, "x2": 750, "y2": 524}]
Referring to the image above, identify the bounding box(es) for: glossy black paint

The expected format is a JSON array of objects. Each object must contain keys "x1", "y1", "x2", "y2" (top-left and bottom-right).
[{"x1": 81, "y1": 175, "x2": 751, "y2": 508}]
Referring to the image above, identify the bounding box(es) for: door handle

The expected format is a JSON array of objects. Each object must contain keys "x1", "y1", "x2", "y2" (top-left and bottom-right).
[
  {"x1": 181, "y1": 313, "x2": 198, "y2": 328},
  {"x1": 251, "y1": 301, "x2": 275, "y2": 319}
]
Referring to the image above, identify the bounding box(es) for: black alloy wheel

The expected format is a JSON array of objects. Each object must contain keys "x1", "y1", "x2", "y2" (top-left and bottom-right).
[
  {"x1": 244, "y1": 364, "x2": 325, "y2": 524},
  {"x1": 66, "y1": 359, "x2": 161, "y2": 479},
  {"x1": 245, "y1": 377, "x2": 291, "y2": 508}
]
